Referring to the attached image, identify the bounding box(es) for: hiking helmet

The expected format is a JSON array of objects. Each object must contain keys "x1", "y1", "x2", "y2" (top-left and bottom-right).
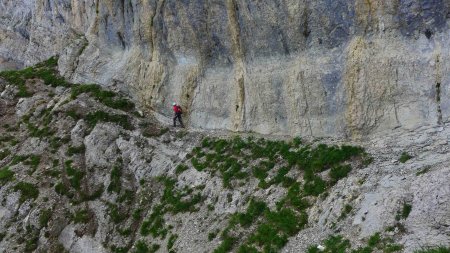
[{"x1": 172, "y1": 102, "x2": 176, "y2": 106}]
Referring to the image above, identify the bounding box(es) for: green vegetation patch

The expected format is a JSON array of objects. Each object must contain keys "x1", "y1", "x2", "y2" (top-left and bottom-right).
[
  {"x1": 72, "y1": 209, "x2": 90, "y2": 224},
  {"x1": 108, "y1": 203, "x2": 126, "y2": 224},
  {"x1": 85, "y1": 111, "x2": 133, "y2": 130},
  {"x1": 175, "y1": 164, "x2": 189, "y2": 175},
  {"x1": 134, "y1": 241, "x2": 160, "y2": 253},
  {"x1": 198, "y1": 136, "x2": 368, "y2": 253},
  {"x1": 307, "y1": 235, "x2": 351, "y2": 253},
  {"x1": 140, "y1": 177, "x2": 204, "y2": 239},
  {"x1": 0, "y1": 56, "x2": 68, "y2": 98},
  {"x1": 396, "y1": 202, "x2": 412, "y2": 220},
  {"x1": 66, "y1": 144, "x2": 86, "y2": 156},
  {"x1": 399, "y1": 152, "x2": 413, "y2": 163},
  {"x1": 339, "y1": 204, "x2": 353, "y2": 220},
  {"x1": 24, "y1": 119, "x2": 54, "y2": 138},
  {"x1": 216, "y1": 196, "x2": 308, "y2": 253},
  {"x1": 416, "y1": 166, "x2": 431, "y2": 176},
  {"x1": 65, "y1": 160, "x2": 85, "y2": 190},
  {"x1": 80, "y1": 185, "x2": 104, "y2": 202},
  {"x1": 14, "y1": 182, "x2": 39, "y2": 203},
  {"x1": 24, "y1": 229, "x2": 39, "y2": 253},
  {"x1": 11, "y1": 155, "x2": 29, "y2": 165},
  {"x1": 39, "y1": 209, "x2": 52, "y2": 227},
  {"x1": 190, "y1": 136, "x2": 367, "y2": 192},
  {"x1": 0, "y1": 135, "x2": 15, "y2": 144},
  {"x1": 108, "y1": 165, "x2": 122, "y2": 193},
  {"x1": 167, "y1": 234, "x2": 178, "y2": 251},
  {"x1": 0, "y1": 167, "x2": 14, "y2": 185},
  {"x1": 71, "y1": 84, "x2": 135, "y2": 111},
  {"x1": 111, "y1": 245, "x2": 130, "y2": 253},
  {"x1": 54, "y1": 182, "x2": 73, "y2": 198},
  {"x1": 0, "y1": 149, "x2": 11, "y2": 160}
]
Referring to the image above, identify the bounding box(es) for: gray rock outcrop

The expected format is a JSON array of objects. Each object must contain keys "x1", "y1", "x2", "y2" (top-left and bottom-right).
[{"x1": 1, "y1": 0, "x2": 450, "y2": 137}]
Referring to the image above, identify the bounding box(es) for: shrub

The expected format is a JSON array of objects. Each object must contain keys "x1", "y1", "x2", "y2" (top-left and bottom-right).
[
  {"x1": 249, "y1": 223, "x2": 288, "y2": 252},
  {"x1": 135, "y1": 241, "x2": 149, "y2": 253},
  {"x1": 384, "y1": 244, "x2": 403, "y2": 253},
  {"x1": 39, "y1": 209, "x2": 52, "y2": 227},
  {"x1": 213, "y1": 234, "x2": 236, "y2": 253},
  {"x1": 307, "y1": 235, "x2": 351, "y2": 253},
  {"x1": 118, "y1": 189, "x2": 134, "y2": 203},
  {"x1": 270, "y1": 167, "x2": 295, "y2": 187},
  {"x1": 303, "y1": 175, "x2": 327, "y2": 196},
  {"x1": 132, "y1": 208, "x2": 143, "y2": 220},
  {"x1": 0, "y1": 69, "x2": 32, "y2": 97},
  {"x1": 54, "y1": 182, "x2": 71, "y2": 197},
  {"x1": 208, "y1": 230, "x2": 219, "y2": 241},
  {"x1": 276, "y1": 182, "x2": 309, "y2": 211},
  {"x1": 167, "y1": 234, "x2": 178, "y2": 251},
  {"x1": 238, "y1": 244, "x2": 259, "y2": 253},
  {"x1": 108, "y1": 204, "x2": 126, "y2": 223},
  {"x1": 26, "y1": 122, "x2": 53, "y2": 138},
  {"x1": 162, "y1": 178, "x2": 202, "y2": 213},
  {"x1": 266, "y1": 208, "x2": 307, "y2": 236},
  {"x1": 191, "y1": 157, "x2": 207, "y2": 171},
  {"x1": 324, "y1": 235, "x2": 351, "y2": 253},
  {"x1": 66, "y1": 110, "x2": 81, "y2": 120},
  {"x1": 11, "y1": 155, "x2": 28, "y2": 165},
  {"x1": 111, "y1": 246, "x2": 129, "y2": 253},
  {"x1": 329, "y1": 164, "x2": 352, "y2": 183},
  {"x1": 0, "y1": 149, "x2": 11, "y2": 160},
  {"x1": 339, "y1": 204, "x2": 353, "y2": 220},
  {"x1": 201, "y1": 137, "x2": 211, "y2": 148},
  {"x1": 72, "y1": 209, "x2": 89, "y2": 224},
  {"x1": 399, "y1": 152, "x2": 413, "y2": 163},
  {"x1": 65, "y1": 160, "x2": 84, "y2": 190},
  {"x1": 234, "y1": 199, "x2": 267, "y2": 227},
  {"x1": 71, "y1": 84, "x2": 135, "y2": 111},
  {"x1": 66, "y1": 144, "x2": 86, "y2": 156},
  {"x1": 175, "y1": 164, "x2": 189, "y2": 175},
  {"x1": 107, "y1": 165, "x2": 122, "y2": 193},
  {"x1": 416, "y1": 166, "x2": 431, "y2": 176},
  {"x1": 24, "y1": 231, "x2": 39, "y2": 252},
  {"x1": 24, "y1": 155, "x2": 41, "y2": 168},
  {"x1": 85, "y1": 111, "x2": 133, "y2": 130},
  {"x1": 14, "y1": 182, "x2": 39, "y2": 203},
  {"x1": 397, "y1": 203, "x2": 412, "y2": 220},
  {"x1": 0, "y1": 167, "x2": 14, "y2": 185},
  {"x1": 368, "y1": 233, "x2": 381, "y2": 247},
  {"x1": 80, "y1": 185, "x2": 104, "y2": 201},
  {"x1": 0, "y1": 135, "x2": 14, "y2": 144}
]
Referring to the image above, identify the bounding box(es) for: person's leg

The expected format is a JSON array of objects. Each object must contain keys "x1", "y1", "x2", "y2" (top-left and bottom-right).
[
  {"x1": 173, "y1": 115, "x2": 177, "y2": 127},
  {"x1": 178, "y1": 114, "x2": 184, "y2": 127}
]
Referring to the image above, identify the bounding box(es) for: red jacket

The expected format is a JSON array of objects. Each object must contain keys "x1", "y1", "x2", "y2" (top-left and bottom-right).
[{"x1": 173, "y1": 105, "x2": 182, "y2": 113}]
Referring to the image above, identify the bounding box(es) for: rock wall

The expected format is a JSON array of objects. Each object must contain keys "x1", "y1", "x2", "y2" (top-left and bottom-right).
[{"x1": 1, "y1": 0, "x2": 450, "y2": 138}]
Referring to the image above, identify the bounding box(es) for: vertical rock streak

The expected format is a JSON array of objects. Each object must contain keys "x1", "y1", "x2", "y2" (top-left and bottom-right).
[
  {"x1": 227, "y1": 0, "x2": 246, "y2": 131},
  {"x1": 435, "y1": 54, "x2": 443, "y2": 125}
]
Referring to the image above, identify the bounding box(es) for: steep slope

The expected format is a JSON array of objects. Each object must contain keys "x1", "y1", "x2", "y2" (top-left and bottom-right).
[
  {"x1": 1, "y1": 0, "x2": 450, "y2": 137},
  {"x1": 0, "y1": 59, "x2": 449, "y2": 253}
]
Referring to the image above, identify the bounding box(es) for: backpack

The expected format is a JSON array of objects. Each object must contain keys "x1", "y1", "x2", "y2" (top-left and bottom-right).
[{"x1": 176, "y1": 105, "x2": 183, "y2": 114}]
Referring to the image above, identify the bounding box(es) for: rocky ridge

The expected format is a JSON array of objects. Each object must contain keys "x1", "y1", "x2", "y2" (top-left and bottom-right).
[{"x1": 0, "y1": 59, "x2": 449, "y2": 253}]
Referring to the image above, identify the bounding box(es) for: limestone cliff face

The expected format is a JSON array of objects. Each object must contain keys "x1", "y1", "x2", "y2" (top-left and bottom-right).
[{"x1": 1, "y1": 0, "x2": 450, "y2": 138}]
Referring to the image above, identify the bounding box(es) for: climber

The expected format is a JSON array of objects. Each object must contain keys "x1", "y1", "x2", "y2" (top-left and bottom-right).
[{"x1": 172, "y1": 102, "x2": 184, "y2": 128}]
